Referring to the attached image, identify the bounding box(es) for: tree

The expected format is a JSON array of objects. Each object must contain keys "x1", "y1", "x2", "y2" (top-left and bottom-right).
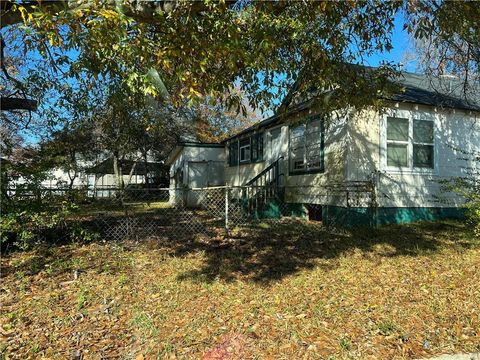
[
  {"x1": 40, "y1": 124, "x2": 96, "y2": 189},
  {"x1": 405, "y1": 1, "x2": 480, "y2": 100},
  {"x1": 2, "y1": 0, "x2": 403, "y2": 116},
  {"x1": 84, "y1": 78, "x2": 184, "y2": 191},
  {"x1": 193, "y1": 87, "x2": 260, "y2": 143}
]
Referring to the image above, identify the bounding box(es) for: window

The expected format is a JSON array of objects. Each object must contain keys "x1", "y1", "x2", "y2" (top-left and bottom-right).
[
  {"x1": 229, "y1": 132, "x2": 264, "y2": 166},
  {"x1": 386, "y1": 117, "x2": 409, "y2": 167},
  {"x1": 239, "y1": 138, "x2": 251, "y2": 163},
  {"x1": 289, "y1": 116, "x2": 324, "y2": 174},
  {"x1": 413, "y1": 120, "x2": 434, "y2": 168},
  {"x1": 385, "y1": 116, "x2": 434, "y2": 170}
]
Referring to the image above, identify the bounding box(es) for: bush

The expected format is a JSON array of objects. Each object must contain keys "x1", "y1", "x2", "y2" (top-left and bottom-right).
[
  {"x1": 1, "y1": 195, "x2": 99, "y2": 251},
  {"x1": 1, "y1": 200, "x2": 74, "y2": 250},
  {"x1": 440, "y1": 175, "x2": 480, "y2": 238}
]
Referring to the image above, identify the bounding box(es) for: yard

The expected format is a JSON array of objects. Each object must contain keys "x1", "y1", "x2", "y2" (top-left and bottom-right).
[{"x1": 1, "y1": 220, "x2": 479, "y2": 359}]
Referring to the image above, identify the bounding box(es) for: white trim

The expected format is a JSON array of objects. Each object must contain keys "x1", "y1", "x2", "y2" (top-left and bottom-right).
[
  {"x1": 239, "y1": 138, "x2": 251, "y2": 163},
  {"x1": 381, "y1": 109, "x2": 438, "y2": 175}
]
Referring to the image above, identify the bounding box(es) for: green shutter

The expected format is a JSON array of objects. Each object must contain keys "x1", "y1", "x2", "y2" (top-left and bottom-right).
[
  {"x1": 229, "y1": 141, "x2": 238, "y2": 166},
  {"x1": 257, "y1": 133, "x2": 264, "y2": 161}
]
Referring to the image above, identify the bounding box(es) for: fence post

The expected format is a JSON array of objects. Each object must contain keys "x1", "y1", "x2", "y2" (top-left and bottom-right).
[{"x1": 225, "y1": 186, "x2": 229, "y2": 236}]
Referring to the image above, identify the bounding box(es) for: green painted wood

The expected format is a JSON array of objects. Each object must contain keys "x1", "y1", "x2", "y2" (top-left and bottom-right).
[{"x1": 322, "y1": 206, "x2": 466, "y2": 227}]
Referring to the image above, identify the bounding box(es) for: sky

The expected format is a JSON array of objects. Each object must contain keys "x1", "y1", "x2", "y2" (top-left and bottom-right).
[
  {"x1": 5, "y1": 10, "x2": 417, "y2": 144},
  {"x1": 361, "y1": 10, "x2": 417, "y2": 72}
]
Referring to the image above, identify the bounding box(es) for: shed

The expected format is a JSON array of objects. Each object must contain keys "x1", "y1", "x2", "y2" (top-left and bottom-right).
[{"x1": 166, "y1": 142, "x2": 226, "y2": 206}]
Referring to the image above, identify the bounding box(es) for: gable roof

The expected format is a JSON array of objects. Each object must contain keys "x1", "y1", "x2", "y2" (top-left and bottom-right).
[{"x1": 224, "y1": 68, "x2": 479, "y2": 143}]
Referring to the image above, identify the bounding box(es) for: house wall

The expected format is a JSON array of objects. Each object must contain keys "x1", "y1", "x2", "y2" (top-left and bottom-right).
[
  {"x1": 169, "y1": 145, "x2": 226, "y2": 189},
  {"x1": 345, "y1": 102, "x2": 480, "y2": 220},
  {"x1": 225, "y1": 107, "x2": 350, "y2": 202},
  {"x1": 15, "y1": 169, "x2": 145, "y2": 189},
  {"x1": 284, "y1": 108, "x2": 349, "y2": 206},
  {"x1": 224, "y1": 126, "x2": 287, "y2": 187}
]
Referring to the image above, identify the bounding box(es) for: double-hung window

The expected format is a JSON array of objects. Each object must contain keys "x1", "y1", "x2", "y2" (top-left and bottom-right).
[
  {"x1": 386, "y1": 117, "x2": 409, "y2": 167},
  {"x1": 386, "y1": 116, "x2": 435, "y2": 170},
  {"x1": 239, "y1": 138, "x2": 251, "y2": 163},
  {"x1": 289, "y1": 116, "x2": 324, "y2": 174},
  {"x1": 413, "y1": 120, "x2": 434, "y2": 168}
]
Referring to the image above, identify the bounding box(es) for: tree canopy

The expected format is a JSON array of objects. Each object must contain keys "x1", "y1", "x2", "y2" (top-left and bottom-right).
[
  {"x1": 1, "y1": 0, "x2": 478, "y2": 145},
  {"x1": 1, "y1": 1, "x2": 404, "y2": 115}
]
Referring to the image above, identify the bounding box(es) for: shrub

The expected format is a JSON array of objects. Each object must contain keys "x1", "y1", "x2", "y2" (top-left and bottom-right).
[
  {"x1": 1, "y1": 195, "x2": 99, "y2": 251},
  {"x1": 466, "y1": 194, "x2": 480, "y2": 237},
  {"x1": 440, "y1": 175, "x2": 479, "y2": 238},
  {"x1": 1, "y1": 200, "x2": 75, "y2": 250}
]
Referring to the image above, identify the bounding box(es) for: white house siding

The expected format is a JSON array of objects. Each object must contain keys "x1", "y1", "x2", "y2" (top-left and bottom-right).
[
  {"x1": 19, "y1": 169, "x2": 144, "y2": 191},
  {"x1": 284, "y1": 109, "x2": 350, "y2": 206},
  {"x1": 345, "y1": 102, "x2": 480, "y2": 210},
  {"x1": 224, "y1": 126, "x2": 288, "y2": 187},
  {"x1": 168, "y1": 145, "x2": 226, "y2": 189}
]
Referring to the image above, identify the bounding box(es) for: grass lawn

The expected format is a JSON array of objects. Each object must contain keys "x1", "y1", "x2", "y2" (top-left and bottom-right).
[{"x1": 1, "y1": 220, "x2": 479, "y2": 359}]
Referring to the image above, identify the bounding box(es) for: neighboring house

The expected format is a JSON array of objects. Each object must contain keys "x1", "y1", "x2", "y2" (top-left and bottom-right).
[
  {"x1": 167, "y1": 71, "x2": 480, "y2": 225},
  {"x1": 8, "y1": 154, "x2": 164, "y2": 198}
]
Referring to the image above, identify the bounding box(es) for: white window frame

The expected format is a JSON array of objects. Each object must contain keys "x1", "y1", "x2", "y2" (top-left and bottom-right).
[
  {"x1": 239, "y1": 138, "x2": 251, "y2": 163},
  {"x1": 289, "y1": 117, "x2": 324, "y2": 174},
  {"x1": 381, "y1": 109, "x2": 438, "y2": 174}
]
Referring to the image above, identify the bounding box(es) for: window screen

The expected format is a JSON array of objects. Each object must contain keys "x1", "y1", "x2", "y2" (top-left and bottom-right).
[{"x1": 289, "y1": 117, "x2": 324, "y2": 173}]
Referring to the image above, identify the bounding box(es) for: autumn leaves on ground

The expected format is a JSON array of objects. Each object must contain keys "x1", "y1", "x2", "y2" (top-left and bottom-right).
[{"x1": 1, "y1": 220, "x2": 479, "y2": 359}]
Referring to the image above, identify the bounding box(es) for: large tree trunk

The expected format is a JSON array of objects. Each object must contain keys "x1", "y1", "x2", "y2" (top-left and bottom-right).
[{"x1": 125, "y1": 161, "x2": 138, "y2": 189}]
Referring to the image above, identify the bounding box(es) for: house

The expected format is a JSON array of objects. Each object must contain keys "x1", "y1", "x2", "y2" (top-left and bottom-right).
[
  {"x1": 6, "y1": 153, "x2": 164, "y2": 198},
  {"x1": 167, "y1": 71, "x2": 480, "y2": 225}
]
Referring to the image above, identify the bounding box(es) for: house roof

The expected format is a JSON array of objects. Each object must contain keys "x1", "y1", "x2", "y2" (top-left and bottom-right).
[
  {"x1": 385, "y1": 71, "x2": 480, "y2": 112},
  {"x1": 223, "y1": 69, "x2": 479, "y2": 143}
]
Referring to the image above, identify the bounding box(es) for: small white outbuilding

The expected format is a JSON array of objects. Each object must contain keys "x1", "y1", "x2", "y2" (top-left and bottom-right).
[{"x1": 165, "y1": 142, "x2": 225, "y2": 206}]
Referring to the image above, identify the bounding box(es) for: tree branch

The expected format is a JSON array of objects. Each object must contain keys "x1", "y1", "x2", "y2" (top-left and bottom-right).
[{"x1": 1, "y1": 97, "x2": 37, "y2": 111}]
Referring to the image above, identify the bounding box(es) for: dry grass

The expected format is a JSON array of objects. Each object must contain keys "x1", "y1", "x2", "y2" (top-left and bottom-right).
[{"x1": 1, "y1": 220, "x2": 479, "y2": 359}]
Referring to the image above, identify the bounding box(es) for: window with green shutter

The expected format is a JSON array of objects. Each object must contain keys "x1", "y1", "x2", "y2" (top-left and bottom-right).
[{"x1": 228, "y1": 132, "x2": 264, "y2": 166}]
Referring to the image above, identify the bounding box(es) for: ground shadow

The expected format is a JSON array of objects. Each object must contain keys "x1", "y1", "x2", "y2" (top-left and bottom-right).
[
  {"x1": 173, "y1": 219, "x2": 475, "y2": 284},
  {"x1": 0, "y1": 245, "x2": 77, "y2": 277},
  {"x1": 2, "y1": 219, "x2": 475, "y2": 284}
]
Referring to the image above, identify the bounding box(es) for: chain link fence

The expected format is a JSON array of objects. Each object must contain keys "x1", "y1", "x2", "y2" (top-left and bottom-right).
[{"x1": 3, "y1": 183, "x2": 376, "y2": 245}]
